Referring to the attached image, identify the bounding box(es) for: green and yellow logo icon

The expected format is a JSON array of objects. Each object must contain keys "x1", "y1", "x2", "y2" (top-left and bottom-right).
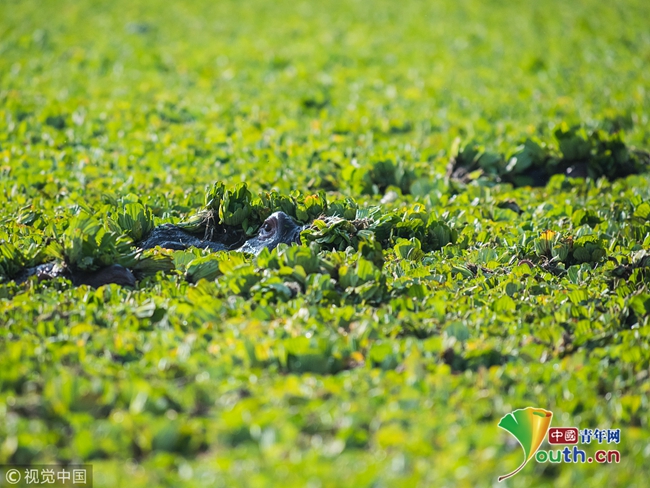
[{"x1": 498, "y1": 407, "x2": 553, "y2": 481}]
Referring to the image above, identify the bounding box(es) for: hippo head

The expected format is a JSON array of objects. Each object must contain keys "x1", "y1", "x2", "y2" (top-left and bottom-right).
[{"x1": 238, "y1": 211, "x2": 303, "y2": 255}]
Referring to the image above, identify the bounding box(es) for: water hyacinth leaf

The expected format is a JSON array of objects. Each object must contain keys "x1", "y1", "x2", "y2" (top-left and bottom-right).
[
  {"x1": 219, "y1": 183, "x2": 253, "y2": 226},
  {"x1": 46, "y1": 215, "x2": 134, "y2": 271},
  {"x1": 394, "y1": 238, "x2": 424, "y2": 261},
  {"x1": 185, "y1": 255, "x2": 223, "y2": 283},
  {"x1": 451, "y1": 265, "x2": 474, "y2": 280},
  {"x1": 358, "y1": 237, "x2": 385, "y2": 268},
  {"x1": 628, "y1": 294, "x2": 650, "y2": 317},
  {"x1": 295, "y1": 193, "x2": 326, "y2": 222},
  {"x1": 551, "y1": 241, "x2": 571, "y2": 262},
  {"x1": 634, "y1": 202, "x2": 650, "y2": 221},
  {"x1": 368, "y1": 342, "x2": 398, "y2": 369},
  {"x1": 0, "y1": 241, "x2": 25, "y2": 278},
  {"x1": 205, "y1": 181, "x2": 226, "y2": 210},
  {"x1": 218, "y1": 252, "x2": 249, "y2": 274},
  {"x1": 505, "y1": 139, "x2": 548, "y2": 174},
  {"x1": 129, "y1": 249, "x2": 175, "y2": 275},
  {"x1": 572, "y1": 235, "x2": 606, "y2": 264},
  {"x1": 427, "y1": 221, "x2": 455, "y2": 250},
  {"x1": 112, "y1": 203, "x2": 155, "y2": 242},
  {"x1": 172, "y1": 249, "x2": 203, "y2": 272},
  {"x1": 492, "y1": 295, "x2": 516, "y2": 313},
  {"x1": 554, "y1": 124, "x2": 592, "y2": 162},
  {"x1": 534, "y1": 230, "x2": 558, "y2": 257},
  {"x1": 444, "y1": 322, "x2": 470, "y2": 343},
  {"x1": 279, "y1": 246, "x2": 321, "y2": 275},
  {"x1": 338, "y1": 264, "x2": 357, "y2": 289},
  {"x1": 356, "y1": 258, "x2": 378, "y2": 283},
  {"x1": 225, "y1": 263, "x2": 260, "y2": 294},
  {"x1": 266, "y1": 192, "x2": 297, "y2": 218}
]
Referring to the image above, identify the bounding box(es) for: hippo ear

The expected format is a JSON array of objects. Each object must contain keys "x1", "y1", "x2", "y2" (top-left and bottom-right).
[
  {"x1": 288, "y1": 225, "x2": 303, "y2": 245},
  {"x1": 278, "y1": 214, "x2": 302, "y2": 244}
]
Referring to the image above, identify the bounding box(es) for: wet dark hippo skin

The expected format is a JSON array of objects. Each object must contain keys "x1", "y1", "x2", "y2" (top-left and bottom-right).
[
  {"x1": 14, "y1": 263, "x2": 136, "y2": 288},
  {"x1": 139, "y1": 224, "x2": 228, "y2": 252},
  {"x1": 140, "y1": 211, "x2": 304, "y2": 255},
  {"x1": 72, "y1": 264, "x2": 137, "y2": 288},
  {"x1": 14, "y1": 212, "x2": 303, "y2": 288}
]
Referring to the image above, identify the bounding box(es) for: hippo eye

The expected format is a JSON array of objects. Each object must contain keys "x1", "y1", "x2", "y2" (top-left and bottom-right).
[{"x1": 260, "y1": 220, "x2": 274, "y2": 235}]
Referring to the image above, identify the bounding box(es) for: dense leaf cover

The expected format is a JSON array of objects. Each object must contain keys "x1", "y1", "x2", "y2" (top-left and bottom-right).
[{"x1": 1, "y1": 0, "x2": 649, "y2": 486}]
